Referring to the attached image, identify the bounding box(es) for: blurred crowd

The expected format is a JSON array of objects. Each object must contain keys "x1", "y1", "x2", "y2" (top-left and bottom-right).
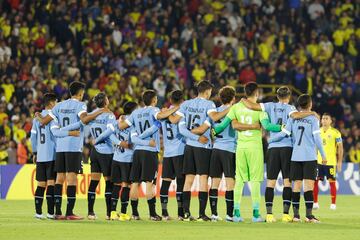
[{"x1": 0, "y1": 0, "x2": 359, "y2": 164}]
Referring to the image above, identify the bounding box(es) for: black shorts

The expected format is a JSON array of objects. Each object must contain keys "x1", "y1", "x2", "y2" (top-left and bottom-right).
[
  {"x1": 112, "y1": 161, "x2": 132, "y2": 183},
  {"x1": 317, "y1": 164, "x2": 336, "y2": 180},
  {"x1": 90, "y1": 148, "x2": 112, "y2": 177},
  {"x1": 162, "y1": 155, "x2": 184, "y2": 179},
  {"x1": 183, "y1": 145, "x2": 212, "y2": 175},
  {"x1": 55, "y1": 152, "x2": 83, "y2": 174},
  {"x1": 266, "y1": 147, "x2": 292, "y2": 180},
  {"x1": 209, "y1": 149, "x2": 235, "y2": 178},
  {"x1": 36, "y1": 161, "x2": 56, "y2": 182},
  {"x1": 290, "y1": 161, "x2": 317, "y2": 181},
  {"x1": 130, "y1": 150, "x2": 158, "y2": 183}
]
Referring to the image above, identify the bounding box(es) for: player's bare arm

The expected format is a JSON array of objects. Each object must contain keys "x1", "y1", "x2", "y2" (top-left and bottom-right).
[
  {"x1": 191, "y1": 123, "x2": 210, "y2": 135},
  {"x1": 35, "y1": 113, "x2": 53, "y2": 126},
  {"x1": 118, "y1": 115, "x2": 130, "y2": 130},
  {"x1": 337, "y1": 142, "x2": 344, "y2": 172},
  {"x1": 240, "y1": 98, "x2": 262, "y2": 111},
  {"x1": 208, "y1": 107, "x2": 230, "y2": 122},
  {"x1": 168, "y1": 114, "x2": 182, "y2": 124},
  {"x1": 231, "y1": 119, "x2": 261, "y2": 131},
  {"x1": 155, "y1": 106, "x2": 180, "y2": 120},
  {"x1": 80, "y1": 108, "x2": 109, "y2": 124},
  {"x1": 290, "y1": 111, "x2": 319, "y2": 120}
]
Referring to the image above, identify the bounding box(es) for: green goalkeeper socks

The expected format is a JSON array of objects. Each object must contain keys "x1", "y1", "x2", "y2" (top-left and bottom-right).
[{"x1": 250, "y1": 181, "x2": 261, "y2": 218}]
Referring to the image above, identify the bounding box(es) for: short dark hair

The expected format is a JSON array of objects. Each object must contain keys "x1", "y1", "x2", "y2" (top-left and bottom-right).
[
  {"x1": 244, "y1": 82, "x2": 258, "y2": 97},
  {"x1": 142, "y1": 90, "x2": 157, "y2": 106},
  {"x1": 219, "y1": 86, "x2": 236, "y2": 104},
  {"x1": 123, "y1": 101, "x2": 138, "y2": 115},
  {"x1": 93, "y1": 92, "x2": 107, "y2": 108},
  {"x1": 297, "y1": 94, "x2": 312, "y2": 109},
  {"x1": 322, "y1": 112, "x2": 331, "y2": 118},
  {"x1": 43, "y1": 93, "x2": 57, "y2": 106},
  {"x1": 69, "y1": 81, "x2": 85, "y2": 96},
  {"x1": 170, "y1": 90, "x2": 183, "y2": 104},
  {"x1": 277, "y1": 86, "x2": 291, "y2": 99},
  {"x1": 197, "y1": 80, "x2": 213, "y2": 94}
]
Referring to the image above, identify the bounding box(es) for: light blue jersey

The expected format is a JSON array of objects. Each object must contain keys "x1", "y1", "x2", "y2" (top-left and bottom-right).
[
  {"x1": 270, "y1": 115, "x2": 326, "y2": 162},
  {"x1": 213, "y1": 105, "x2": 236, "y2": 153},
  {"x1": 30, "y1": 110, "x2": 56, "y2": 162},
  {"x1": 125, "y1": 106, "x2": 160, "y2": 152},
  {"x1": 176, "y1": 98, "x2": 216, "y2": 149},
  {"x1": 161, "y1": 119, "x2": 185, "y2": 157},
  {"x1": 88, "y1": 110, "x2": 116, "y2": 154},
  {"x1": 49, "y1": 98, "x2": 87, "y2": 152},
  {"x1": 111, "y1": 126, "x2": 134, "y2": 163},
  {"x1": 261, "y1": 102, "x2": 297, "y2": 149}
]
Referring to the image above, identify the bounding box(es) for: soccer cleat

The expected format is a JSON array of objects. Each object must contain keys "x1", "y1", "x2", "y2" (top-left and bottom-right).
[
  {"x1": 305, "y1": 215, "x2": 320, "y2": 223},
  {"x1": 197, "y1": 215, "x2": 211, "y2": 222},
  {"x1": 149, "y1": 214, "x2": 162, "y2": 221},
  {"x1": 131, "y1": 215, "x2": 141, "y2": 221},
  {"x1": 313, "y1": 202, "x2": 319, "y2": 209},
  {"x1": 105, "y1": 216, "x2": 110, "y2": 221},
  {"x1": 177, "y1": 216, "x2": 184, "y2": 221},
  {"x1": 252, "y1": 216, "x2": 265, "y2": 223},
  {"x1": 54, "y1": 215, "x2": 66, "y2": 220},
  {"x1": 183, "y1": 213, "x2": 195, "y2": 222},
  {"x1": 110, "y1": 211, "x2": 119, "y2": 220},
  {"x1": 292, "y1": 215, "x2": 301, "y2": 223},
  {"x1": 282, "y1": 214, "x2": 293, "y2": 223},
  {"x1": 162, "y1": 215, "x2": 173, "y2": 221},
  {"x1": 34, "y1": 214, "x2": 46, "y2": 220},
  {"x1": 66, "y1": 214, "x2": 84, "y2": 220},
  {"x1": 46, "y1": 214, "x2": 55, "y2": 220},
  {"x1": 87, "y1": 213, "x2": 97, "y2": 220},
  {"x1": 266, "y1": 214, "x2": 276, "y2": 223},
  {"x1": 211, "y1": 215, "x2": 223, "y2": 222},
  {"x1": 119, "y1": 213, "x2": 131, "y2": 221},
  {"x1": 225, "y1": 215, "x2": 233, "y2": 222},
  {"x1": 233, "y1": 216, "x2": 244, "y2": 223},
  {"x1": 330, "y1": 204, "x2": 336, "y2": 210}
]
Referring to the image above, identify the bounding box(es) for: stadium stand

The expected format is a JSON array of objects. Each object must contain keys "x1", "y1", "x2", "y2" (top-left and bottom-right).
[{"x1": 0, "y1": 0, "x2": 359, "y2": 164}]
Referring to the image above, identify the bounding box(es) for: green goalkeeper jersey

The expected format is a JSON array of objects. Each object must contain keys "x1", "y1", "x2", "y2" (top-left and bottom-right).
[{"x1": 227, "y1": 102, "x2": 268, "y2": 149}]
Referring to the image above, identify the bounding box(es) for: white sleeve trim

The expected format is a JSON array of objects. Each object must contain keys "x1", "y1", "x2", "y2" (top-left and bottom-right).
[
  {"x1": 31, "y1": 130, "x2": 37, "y2": 134},
  {"x1": 288, "y1": 110, "x2": 297, "y2": 117},
  {"x1": 49, "y1": 111, "x2": 56, "y2": 120},
  {"x1": 282, "y1": 128, "x2": 291, "y2": 136},
  {"x1": 179, "y1": 121, "x2": 186, "y2": 126},
  {"x1": 131, "y1": 132, "x2": 138, "y2": 137},
  {"x1": 125, "y1": 119, "x2": 132, "y2": 126},
  {"x1": 51, "y1": 125, "x2": 60, "y2": 129},
  {"x1": 107, "y1": 124, "x2": 115, "y2": 132},
  {"x1": 78, "y1": 110, "x2": 86, "y2": 117},
  {"x1": 154, "y1": 111, "x2": 160, "y2": 120},
  {"x1": 313, "y1": 130, "x2": 320, "y2": 135},
  {"x1": 260, "y1": 103, "x2": 265, "y2": 111},
  {"x1": 176, "y1": 111, "x2": 184, "y2": 118},
  {"x1": 207, "y1": 109, "x2": 216, "y2": 115},
  {"x1": 204, "y1": 120, "x2": 211, "y2": 127}
]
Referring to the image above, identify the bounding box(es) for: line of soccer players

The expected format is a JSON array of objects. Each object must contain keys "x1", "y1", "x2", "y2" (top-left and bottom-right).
[{"x1": 31, "y1": 80, "x2": 342, "y2": 223}]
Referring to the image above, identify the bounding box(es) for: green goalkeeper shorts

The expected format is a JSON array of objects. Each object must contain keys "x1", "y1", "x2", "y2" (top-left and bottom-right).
[{"x1": 235, "y1": 147, "x2": 264, "y2": 182}]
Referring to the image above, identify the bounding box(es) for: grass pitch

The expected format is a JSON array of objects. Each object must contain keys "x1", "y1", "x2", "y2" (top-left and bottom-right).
[{"x1": 0, "y1": 196, "x2": 359, "y2": 240}]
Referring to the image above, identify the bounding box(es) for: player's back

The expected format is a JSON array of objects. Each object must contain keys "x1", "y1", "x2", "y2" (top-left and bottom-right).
[
  {"x1": 128, "y1": 106, "x2": 160, "y2": 152},
  {"x1": 33, "y1": 109, "x2": 56, "y2": 162},
  {"x1": 161, "y1": 118, "x2": 185, "y2": 157},
  {"x1": 113, "y1": 125, "x2": 134, "y2": 163},
  {"x1": 88, "y1": 110, "x2": 115, "y2": 154},
  {"x1": 213, "y1": 105, "x2": 236, "y2": 153},
  {"x1": 263, "y1": 102, "x2": 296, "y2": 148},
  {"x1": 51, "y1": 98, "x2": 86, "y2": 152},
  {"x1": 229, "y1": 102, "x2": 264, "y2": 148},
  {"x1": 290, "y1": 115, "x2": 319, "y2": 161},
  {"x1": 179, "y1": 98, "x2": 214, "y2": 148}
]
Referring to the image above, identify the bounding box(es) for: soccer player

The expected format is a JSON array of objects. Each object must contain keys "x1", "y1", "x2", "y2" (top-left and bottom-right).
[
  {"x1": 36, "y1": 81, "x2": 107, "y2": 220},
  {"x1": 31, "y1": 93, "x2": 80, "y2": 219},
  {"x1": 269, "y1": 94, "x2": 327, "y2": 223},
  {"x1": 241, "y1": 86, "x2": 317, "y2": 223},
  {"x1": 313, "y1": 113, "x2": 343, "y2": 210},
  {"x1": 135, "y1": 90, "x2": 186, "y2": 220},
  {"x1": 174, "y1": 80, "x2": 230, "y2": 221},
  {"x1": 86, "y1": 92, "x2": 117, "y2": 220},
  {"x1": 213, "y1": 82, "x2": 282, "y2": 223},
  {"x1": 118, "y1": 90, "x2": 180, "y2": 221}
]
